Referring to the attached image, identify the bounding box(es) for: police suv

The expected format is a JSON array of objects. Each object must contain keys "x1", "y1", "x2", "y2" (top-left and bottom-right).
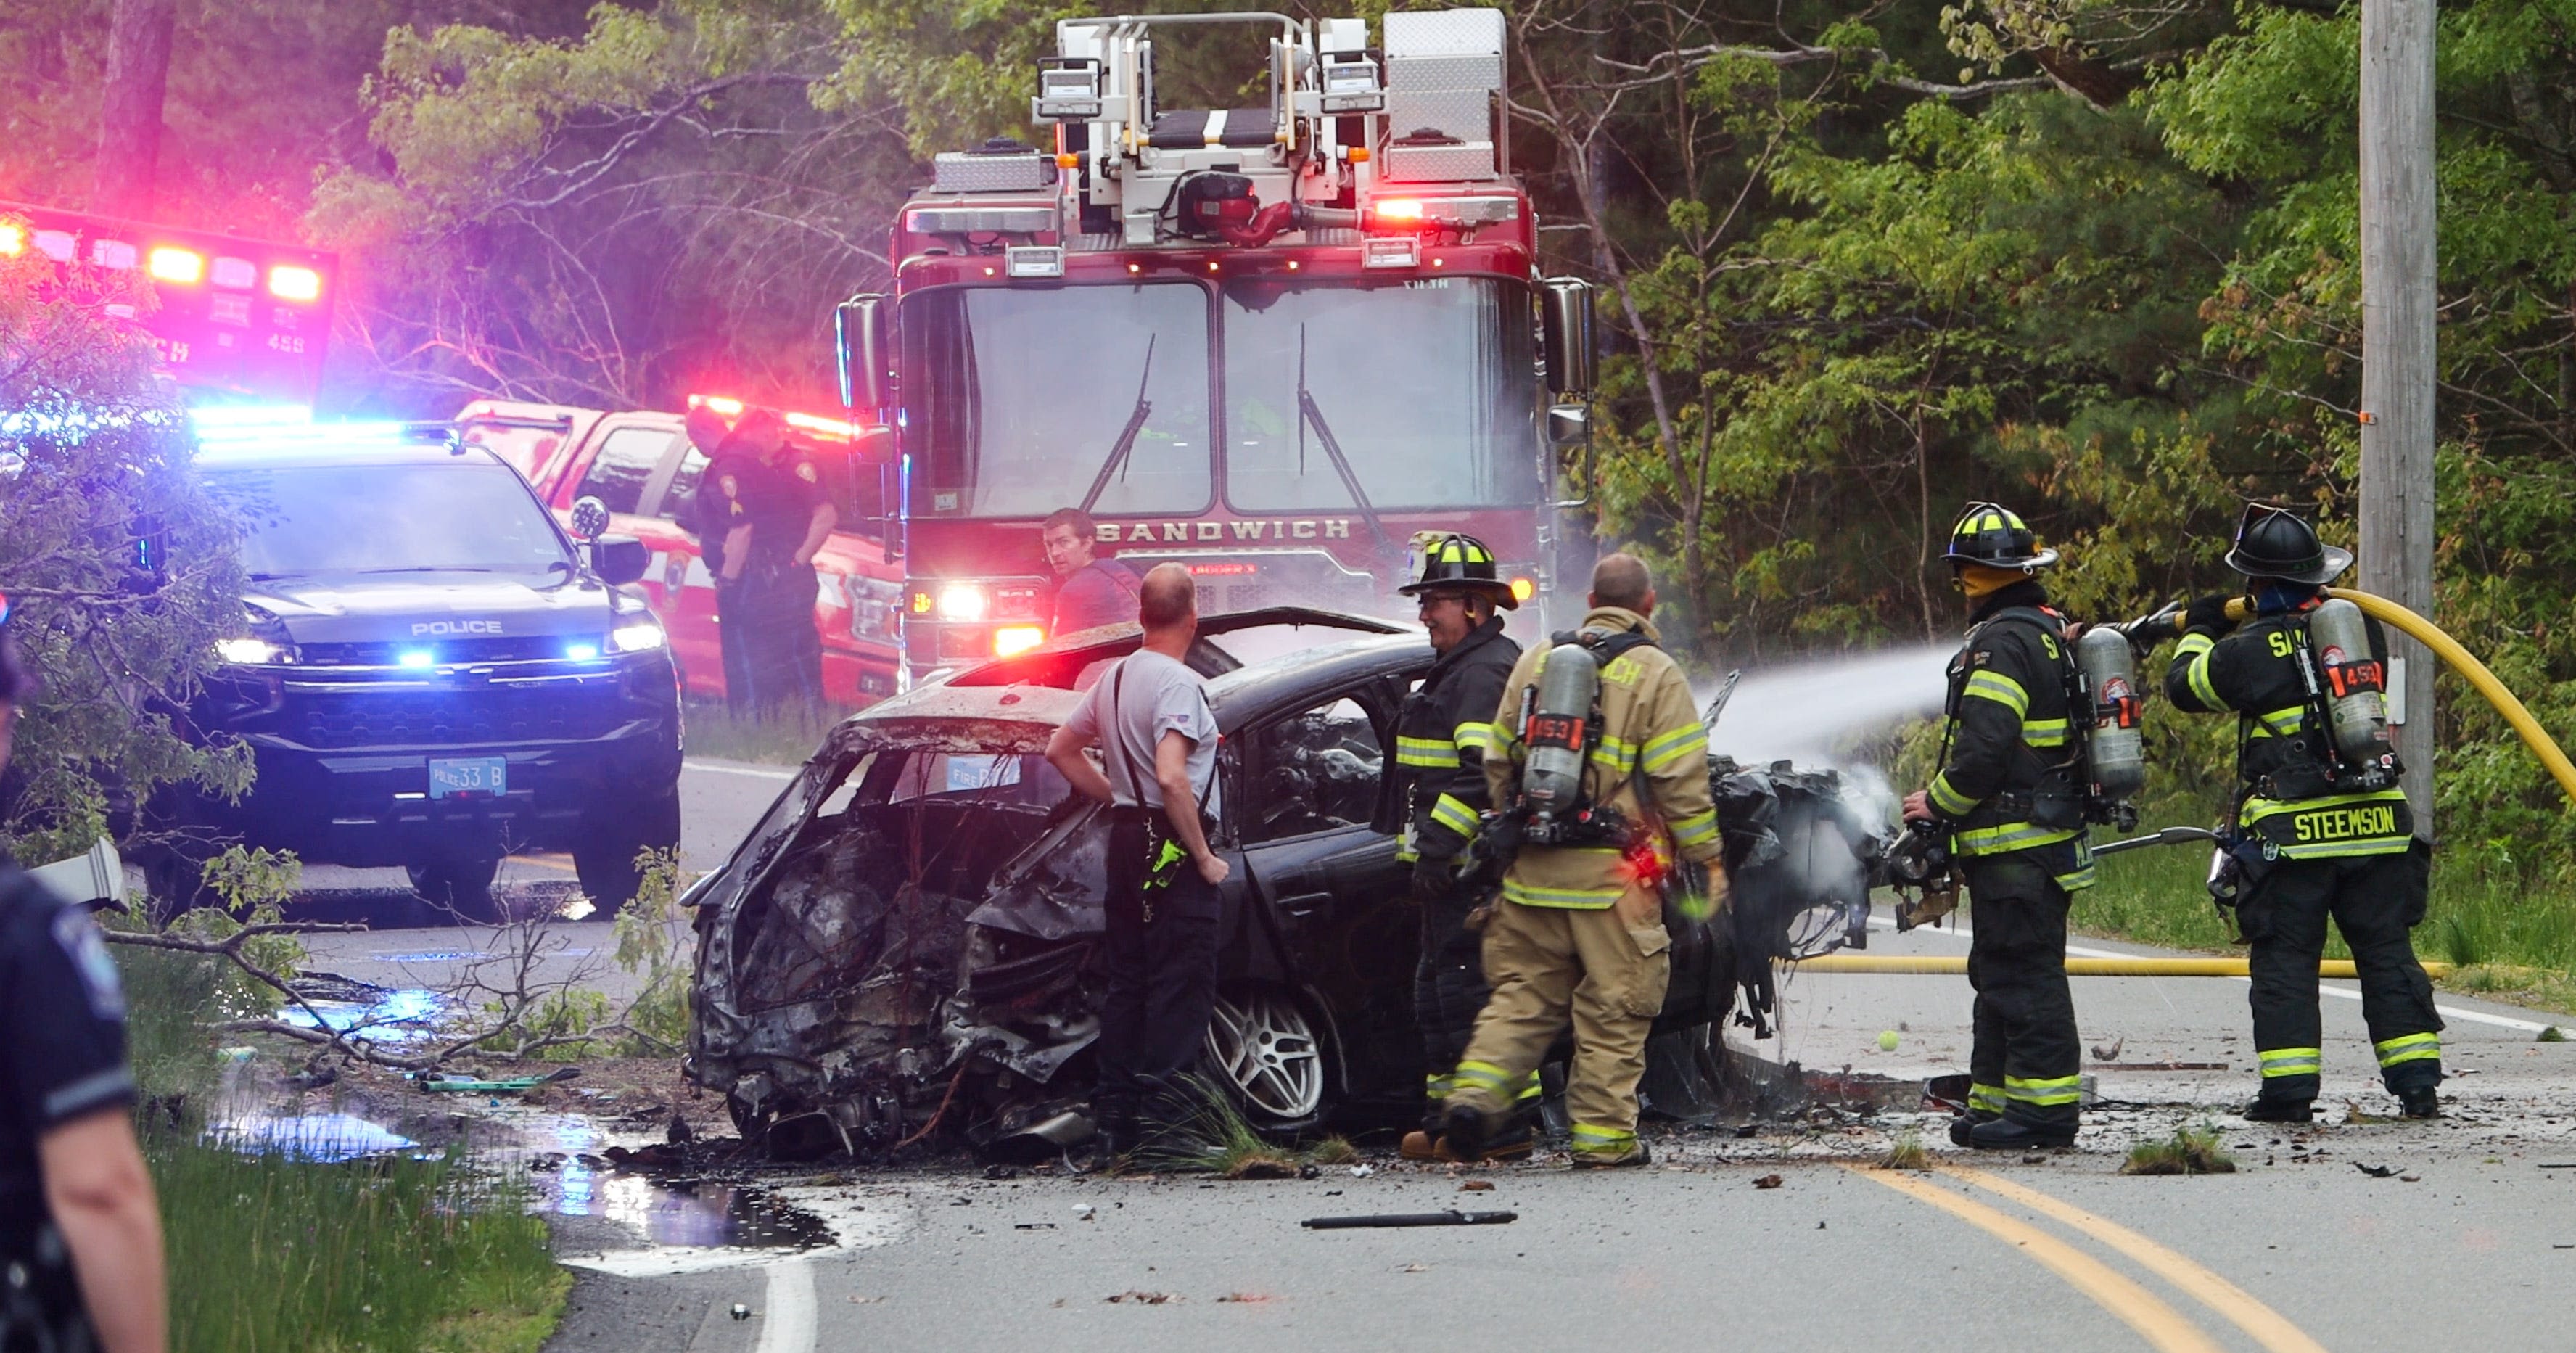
[{"x1": 162, "y1": 422, "x2": 683, "y2": 921}]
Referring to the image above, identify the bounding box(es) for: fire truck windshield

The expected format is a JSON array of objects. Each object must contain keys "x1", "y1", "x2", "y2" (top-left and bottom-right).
[
  {"x1": 1222, "y1": 276, "x2": 1538, "y2": 512},
  {"x1": 904, "y1": 282, "x2": 1213, "y2": 518}
]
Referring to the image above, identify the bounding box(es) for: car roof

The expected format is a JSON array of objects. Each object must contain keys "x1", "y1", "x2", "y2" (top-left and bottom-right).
[{"x1": 194, "y1": 437, "x2": 511, "y2": 472}]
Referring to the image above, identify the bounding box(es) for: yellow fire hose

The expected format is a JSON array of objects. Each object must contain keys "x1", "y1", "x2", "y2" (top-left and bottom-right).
[{"x1": 1787, "y1": 955, "x2": 2451, "y2": 979}]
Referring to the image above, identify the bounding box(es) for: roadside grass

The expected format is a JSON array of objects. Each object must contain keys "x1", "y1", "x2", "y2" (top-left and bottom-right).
[
  {"x1": 2120, "y1": 1123, "x2": 2235, "y2": 1176},
  {"x1": 1877, "y1": 1131, "x2": 1929, "y2": 1171},
  {"x1": 150, "y1": 1127, "x2": 567, "y2": 1353},
  {"x1": 2071, "y1": 823, "x2": 2576, "y2": 1016},
  {"x1": 680, "y1": 700, "x2": 837, "y2": 766},
  {"x1": 1153, "y1": 1080, "x2": 1359, "y2": 1177}
]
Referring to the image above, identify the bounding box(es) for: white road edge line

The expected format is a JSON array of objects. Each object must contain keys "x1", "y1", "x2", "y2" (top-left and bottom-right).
[
  {"x1": 755, "y1": 1259, "x2": 818, "y2": 1353},
  {"x1": 1864, "y1": 913, "x2": 2555, "y2": 1032},
  {"x1": 686, "y1": 759, "x2": 798, "y2": 781}
]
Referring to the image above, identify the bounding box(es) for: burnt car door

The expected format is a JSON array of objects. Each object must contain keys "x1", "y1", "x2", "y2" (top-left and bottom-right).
[{"x1": 1219, "y1": 678, "x2": 1418, "y2": 1116}]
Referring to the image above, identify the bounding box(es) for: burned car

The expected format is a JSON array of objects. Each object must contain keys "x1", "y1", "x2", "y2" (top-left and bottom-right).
[{"x1": 683, "y1": 609, "x2": 1893, "y2": 1159}]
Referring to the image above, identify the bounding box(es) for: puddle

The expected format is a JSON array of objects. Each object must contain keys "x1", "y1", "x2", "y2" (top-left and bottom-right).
[
  {"x1": 278, "y1": 987, "x2": 447, "y2": 1043},
  {"x1": 210, "y1": 1112, "x2": 420, "y2": 1163}
]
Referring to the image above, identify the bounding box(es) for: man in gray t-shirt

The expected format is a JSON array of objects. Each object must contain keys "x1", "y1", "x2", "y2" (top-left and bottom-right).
[{"x1": 1046, "y1": 563, "x2": 1227, "y2": 1157}]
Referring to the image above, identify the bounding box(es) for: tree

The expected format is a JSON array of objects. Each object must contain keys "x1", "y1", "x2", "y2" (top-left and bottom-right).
[{"x1": 0, "y1": 223, "x2": 250, "y2": 863}]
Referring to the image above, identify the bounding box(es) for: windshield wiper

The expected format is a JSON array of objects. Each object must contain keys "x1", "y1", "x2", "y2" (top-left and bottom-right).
[
  {"x1": 1293, "y1": 325, "x2": 1398, "y2": 557},
  {"x1": 1077, "y1": 335, "x2": 1157, "y2": 517}
]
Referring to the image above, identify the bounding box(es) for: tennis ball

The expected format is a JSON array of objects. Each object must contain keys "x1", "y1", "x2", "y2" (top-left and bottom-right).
[{"x1": 1877, "y1": 1030, "x2": 1901, "y2": 1052}]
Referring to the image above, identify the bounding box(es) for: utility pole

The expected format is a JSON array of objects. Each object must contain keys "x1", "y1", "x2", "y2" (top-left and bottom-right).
[{"x1": 2358, "y1": 0, "x2": 2438, "y2": 826}]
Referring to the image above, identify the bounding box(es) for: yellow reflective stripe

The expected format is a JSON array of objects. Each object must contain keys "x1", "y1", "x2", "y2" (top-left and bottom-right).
[
  {"x1": 1513, "y1": 1072, "x2": 1542, "y2": 1103},
  {"x1": 1425, "y1": 1072, "x2": 1455, "y2": 1098},
  {"x1": 1962, "y1": 670, "x2": 2029, "y2": 716},
  {"x1": 1951, "y1": 822, "x2": 2080, "y2": 855},
  {"x1": 1396, "y1": 736, "x2": 1460, "y2": 768},
  {"x1": 2054, "y1": 860, "x2": 2098, "y2": 892},
  {"x1": 1591, "y1": 735, "x2": 1637, "y2": 776},
  {"x1": 1640, "y1": 724, "x2": 1708, "y2": 773},
  {"x1": 2241, "y1": 788, "x2": 2411, "y2": 858},
  {"x1": 2258, "y1": 1048, "x2": 2321, "y2": 1077},
  {"x1": 2375, "y1": 1032, "x2": 2440, "y2": 1067},
  {"x1": 1429, "y1": 794, "x2": 1480, "y2": 838},
  {"x1": 2175, "y1": 632, "x2": 2221, "y2": 709},
  {"x1": 1489, "y1": 720, "x2": 1518, "y2": 750},
  {"x1": 1571, "y1": 1123, "x2": 1637, "y2": 1154},
  {"x1": 1452, "y1": 721, "x2": 1495, "y2": 755},
  {"x1": 1669, "y1": 808, "x2": 1719, "y2": 849},
  {"x1": 2022, "y1": 717, "x2": 2071, "y2": 748},
  {"x1": 2004, "y1": 1074, "x2": 2084, "y2": 1106},
  {"x1": 1502, "y1": 877, "x2": 1626, "y2": 908},
  {"x1": 1452, "y1": 1060, "x2": 1513, "y2": 1093},
  {"x1": 1968, "y1": 1082, "x2": 2007, "y2": 1114},
  {"x1": 1927, "y1": 772, "x2": 1980, "y2": 818},
  {"x1": 2247, "y1": 705, "x2": 2307, "y2": 739}
]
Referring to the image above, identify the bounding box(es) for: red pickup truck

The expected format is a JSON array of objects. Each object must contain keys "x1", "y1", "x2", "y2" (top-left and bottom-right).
[{"x1": 456, "y1": 398, "x2": 904, "y2": 708}]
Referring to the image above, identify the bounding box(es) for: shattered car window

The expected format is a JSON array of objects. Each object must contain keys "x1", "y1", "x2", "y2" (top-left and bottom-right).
[{"x1": 1235, "y1": 697, "x2": 1383, "y2": 844}]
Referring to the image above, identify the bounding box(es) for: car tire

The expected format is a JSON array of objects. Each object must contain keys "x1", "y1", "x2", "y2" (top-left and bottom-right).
[
  {"x1": 573, "y1": 788, "x2": 682, "y2": 916},
  {"x1": 408, "y1": 852, "x2": 505, "y2": 925},
  {"x1": 1199, "y1": 985, "x2": 1329, "y2": 1135}
]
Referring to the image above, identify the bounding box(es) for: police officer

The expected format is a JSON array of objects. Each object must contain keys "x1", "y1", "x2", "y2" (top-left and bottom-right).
[
  {"x1": 1388, "y1": 534, "x2": 1528, "y2": 1163},
  {"x1": 2163, "y1": 504, "x2": 2441, "y2": 1122},
  {"x1": 1902, "y1": 504, "x2": 2094, "y2": 1151},
  {"x1": 0, "y1": 594, "x2": 169, "y2": 1352},
  {"x1": 1442, "y1": 554, "x2": 1728, "y2": 1169},
  {"x1": 678, "y1": 404, "x2": 761, "y2": 713},
  {"x1": 705, "y1": 408, "x2": 836, "y2": 715}
]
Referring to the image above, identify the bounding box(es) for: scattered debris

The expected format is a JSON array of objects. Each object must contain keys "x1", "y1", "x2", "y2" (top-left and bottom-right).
[
  {"x1": 1216, "y1": 1292, "x2": 1274, "y2": 1304},
  {"x1": 1105, "y1": 1291, "x2": 1179, "y2": 1304},
  {"x1": 2353, "y1": 1163, "x2": 2400, "y2": 1179},
  {"x1": 1459, "y1": 1180, "x2": 1495, "y2": 1193},
  {"x1": 1302, "y1": 1211, "x2": 1517, "y2": 1230},
  {"x1": 2122, "y1": 1124, "x2": 2236, "y2": 1176},
  {"x1": 1349, "y1": 1164, "x2": 1374, "y2": 1178},
  {"x1": 2345, "y1": 1101, "x2": 2398, "y2": 1125},
  {"x1": 2400, "y1": 1175, "x2": 2421, "y2": 1183},
  {"x1": 1073, "y1": 1204, "x2": 1097, "y2": 1221},
  {"x1": 1753, "y1": 1174, "x2": 1785, "y2": 1190},
  {"x1": 413, "y1": 1068, "x2": 579, "y2": 1094},
  {"x1": 1878, "y1": 1132, "x2": 1929, "y2": 1171},
  {"x1": 729, "y1": 1304, "x2": 752, "y2": 1321},
  {"x1": 2540, "y1": 1026, "x2": 2567, "y2": 1043},
  {"x1": 1298, "y1": 1163, "x2": 1322, "y2": 1179},
  {"x1": 986, "y1": 1164, "x2": 1019, "y2": 1180},
  {"x1": 2090, "y1": 1036, "x2": 2125, "y2": 1063},
  {"x1": 1016, "y1": 1223, "x2": 1057, "y2": 1230},
  {"x1": 1397, "y1": 1264, "x2": 1430, "y2": 1273}
]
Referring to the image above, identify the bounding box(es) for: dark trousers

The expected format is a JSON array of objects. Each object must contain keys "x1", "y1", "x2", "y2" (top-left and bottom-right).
[
  {"x1": 1413, "y1": 886, "x2": 1492, "y2": 1129},
  {"x1": 730, "y1": 564, "x2": 823, "y2": 717},
  {"x1": 1095, "y1": 815, "x2": 1222, "y2": 1130},
  {"x1": 1964, "y1": 857, "x2": 2082, "y2": 1130},
  {"x1": 715, "y1": 580, "x2": 761, "y2": 715},
  {"x1": 2242, "y1": 843, "x2": 2442, "y2": 1102}
]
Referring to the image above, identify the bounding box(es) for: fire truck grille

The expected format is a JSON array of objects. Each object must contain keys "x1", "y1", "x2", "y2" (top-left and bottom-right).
[{"x1": 286, "y1": 685, "x2": 623, "y2": 749}]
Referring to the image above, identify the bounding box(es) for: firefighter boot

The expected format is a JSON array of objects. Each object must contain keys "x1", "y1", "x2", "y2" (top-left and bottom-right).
[
  {"x1": 2242, "y1": 1098, "x2": 2315, "y2": 1124},
  {"x1": 1400, "y1": 1131, "x2": 1439, "y2": 1161},
  {"x1": 2399, "y1": 1087, "x2": 2441, "y2": 1119},
  {"x1": 1433, "y1": 1121, "x2": 1535, "y2": 1164},
  {"x1": 1568, "y1": 1139, "x2": 1650, "y2": 1169},
  {"x1": 1947, "y1": 1112, "x2": 1998, "y2": 1148},
  {"x1": 1441, "y1": 1103, "x2": 1492, "y2": 1161},
  {"x1": 1967, "y1": 1118, "x2": 2077, "y2": 1151}
]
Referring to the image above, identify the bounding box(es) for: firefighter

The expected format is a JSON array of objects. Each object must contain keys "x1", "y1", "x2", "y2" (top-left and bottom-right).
[
  {"x1": 2163, "y1": 504, "x2": 2442, "y2": 1122},
  {"x1": 1441, "y1": 554, "x2": 1728, "y2": 1169},
  {"x1": 1388, "y1": 533, "x2": 1528, "y2": 1163},
  {"x1": 1901, "y1": 503, "x2": 2093, "y2": 1151}
]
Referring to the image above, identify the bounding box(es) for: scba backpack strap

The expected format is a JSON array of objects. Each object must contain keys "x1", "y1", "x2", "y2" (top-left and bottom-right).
[{"x1": 1970, "y1": 604, "x2": 2099, "y2": 828}]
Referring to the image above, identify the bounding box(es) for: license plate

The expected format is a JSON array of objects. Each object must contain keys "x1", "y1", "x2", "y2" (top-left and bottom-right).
[{"x1": 428, "y1": 757, "x2": 507, "y2": 799}]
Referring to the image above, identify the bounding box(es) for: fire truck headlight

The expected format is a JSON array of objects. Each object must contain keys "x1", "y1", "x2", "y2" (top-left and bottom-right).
[
  {"x1": 147, "y1": 247, "x2": 205, "y2": 284},
  {"x1": 992, "y1": 625, "x2": 1047, "y2": 657},
  {"x1": 268, "y1": 264, "x2": 324, "y2": 302},
  {"x1": 609, "y1": 619, "x2": 667, "y2": 654},
  {"x1": 937, "y1": 584, "x2": 988, "y2": 622}
]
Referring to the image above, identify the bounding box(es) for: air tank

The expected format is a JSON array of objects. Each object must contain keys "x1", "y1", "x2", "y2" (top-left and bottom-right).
[
  {"x1": 1519, "y1": 641, "x2": 1600, "y2": 815},
  {"x1": 2074, "y1": 626, "x2": 2146, "y2": 801},
  {"x1": 2309, "y1": 597, "x2": 2394, "y2": 765}
]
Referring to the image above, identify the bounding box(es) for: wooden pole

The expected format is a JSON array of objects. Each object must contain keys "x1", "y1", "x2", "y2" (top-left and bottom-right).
[{"x1": 2358, "y1": 0, "x2": 2438, "y2": 826}]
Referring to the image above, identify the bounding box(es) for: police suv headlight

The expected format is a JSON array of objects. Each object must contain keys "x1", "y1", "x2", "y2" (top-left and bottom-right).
[
  {"x1": 608, "y1": 618, "x2": 666, "y2": 654},
  {"x1": 215, "y1": 637, "x2": 292, "y2": 665}
]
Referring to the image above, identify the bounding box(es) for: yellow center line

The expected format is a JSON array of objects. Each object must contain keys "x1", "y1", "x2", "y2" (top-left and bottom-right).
[
  {"x1": 1943, "y1": 1167, "x2": 2329, "y2": 1353},
  {"x1": 1843, "y1": 1165, "x2": 2223, "y2": 1353}
]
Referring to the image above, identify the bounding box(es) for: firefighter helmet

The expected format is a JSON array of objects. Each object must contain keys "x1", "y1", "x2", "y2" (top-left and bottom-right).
[
  {"x1": 1399, "y1": 532, "x2": 1518, "y2": 609},
  {"x1": 2224, "y1": 503, "x2": 2353, "y2": 585},
  {"x1": 1941, "y1": 503, "x2": 2058, "y2": 571}
]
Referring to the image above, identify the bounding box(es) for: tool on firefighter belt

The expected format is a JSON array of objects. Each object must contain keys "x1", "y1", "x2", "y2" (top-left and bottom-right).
[
  {"x1": 1301, "y1": 1210, "x2": 1518, "y2": 1230},
  {"x1": 2089, "y1": 825, "x2": 2220, "y2": 858},
  {"x1": 1884, "y1": 819, "x2": 1959, "y2": 932}
]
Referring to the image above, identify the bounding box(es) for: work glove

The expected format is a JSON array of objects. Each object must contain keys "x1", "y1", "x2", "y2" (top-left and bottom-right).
[
  {"x1": 2184, "y1": 593, "x2": 2242, "y2": 637},
  {"x1": 1409, "y1": 855, "x2": 1452, "y2": 903}
]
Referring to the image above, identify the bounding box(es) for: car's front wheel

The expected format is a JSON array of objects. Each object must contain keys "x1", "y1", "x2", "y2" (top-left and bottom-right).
[
  {"x1": 573, "y1": 787, "x2": 683, "y2": 916},
  {"x1": 1201, "y1": 986, "x2": 1328, "y2": 1134}
]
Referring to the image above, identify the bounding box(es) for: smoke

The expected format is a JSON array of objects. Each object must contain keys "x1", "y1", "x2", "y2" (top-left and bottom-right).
[{"x1": 1700, "y1": 642, "x2": 1954, "y2": 766}]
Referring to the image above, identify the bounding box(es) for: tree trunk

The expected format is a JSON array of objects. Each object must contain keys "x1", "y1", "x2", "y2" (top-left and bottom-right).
[{"x1": 94, "y1": 0, "x2": 178, "y2": 220}]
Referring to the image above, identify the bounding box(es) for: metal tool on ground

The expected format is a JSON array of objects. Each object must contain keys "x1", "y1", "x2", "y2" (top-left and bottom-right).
[
  {"x1": 1301, "y1": 1210, "x2": 1517, "y2": 1230},
  {"x1": 413, "y1": 1068, "x2": 582, "y2": 1093}
]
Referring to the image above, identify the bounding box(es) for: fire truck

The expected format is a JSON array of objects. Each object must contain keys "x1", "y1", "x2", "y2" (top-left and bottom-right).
[
  {"x1": 0, "y1": 202, "x2": 337, "y2": 406},
  {"x1": 834, "y1": 7, "x2": 1595, "y2": 678}
]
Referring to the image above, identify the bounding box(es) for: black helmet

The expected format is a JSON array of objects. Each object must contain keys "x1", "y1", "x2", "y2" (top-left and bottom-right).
[
  {"x1": 2224, "y1": 503, "x2": 2352, "y2": 585},
  {"x1": 1399, "y1": 532, "x2": 1518, "y2": 610},
  {"x1": 1941, "y1": 503, "x2": 2058, "y2": 570}
]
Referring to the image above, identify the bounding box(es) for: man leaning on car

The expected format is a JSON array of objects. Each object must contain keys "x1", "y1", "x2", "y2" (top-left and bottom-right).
[{"x1": 1045, "y1": 564, "x2": 1229, "y2": 1159}]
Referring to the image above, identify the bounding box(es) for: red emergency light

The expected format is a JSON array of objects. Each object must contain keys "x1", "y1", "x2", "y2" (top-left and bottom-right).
[
  {"x1": 686, "y1": 392, "x2": 862, "y2": 443},
  {"x1": 0, "y1": 223, "x2": 23, "y2": 257}
]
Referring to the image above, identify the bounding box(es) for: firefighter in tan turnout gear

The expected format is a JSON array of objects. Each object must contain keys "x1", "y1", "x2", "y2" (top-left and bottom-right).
[
  {"x1": 1389, "y1": 533, "x2": 1531, "y2": 1163},
  {"x1": 1441, "y1": 554, "x2": 1727, "y2": 1169}
]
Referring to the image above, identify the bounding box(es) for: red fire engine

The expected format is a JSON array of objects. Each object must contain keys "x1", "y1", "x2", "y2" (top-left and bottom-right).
[
  {"x1": 0, "y1": 202, "x2": 337, "y2": 406},
  {"x1": 834, "y1": 7, "x2": 1595, "y2": 679}
]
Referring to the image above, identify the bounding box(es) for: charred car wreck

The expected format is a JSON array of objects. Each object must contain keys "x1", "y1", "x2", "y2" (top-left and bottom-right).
[{"x1": 684, "y1": 611, "x2": 1895, "y2": 1159}]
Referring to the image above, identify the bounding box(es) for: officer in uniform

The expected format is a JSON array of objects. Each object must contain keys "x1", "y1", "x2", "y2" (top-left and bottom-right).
[
  {"x1": 0, "y1": 594, "x2": 169, "y2": 1352},
  {"x1": 2164, "y1": 504, "x2": 2441, "y2": 1122},
  {"x1": 1903, "y1": 504, "x2": 2094, "y2": 1151},
  {"x1": 704, "y1": 409, "x2": 836, "y2": 714},
  {"x1": 1441, "y1": 554, "x2": 1728, "y2": 1169},
  {"x1": 1388, "y1": 534, "x2": 1529, "y2": 1163}
]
